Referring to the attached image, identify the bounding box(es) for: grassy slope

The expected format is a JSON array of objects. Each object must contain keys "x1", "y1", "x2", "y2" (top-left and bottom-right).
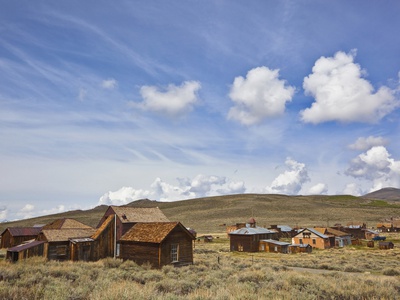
[{"x1": 2, "y1": 194, "x2": 400, "y2": 234}]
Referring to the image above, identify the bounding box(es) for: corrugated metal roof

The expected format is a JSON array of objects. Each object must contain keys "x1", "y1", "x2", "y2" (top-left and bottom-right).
[
  {"x1": 70, "y1": 237, "x2": 94, "y2": 243},
  {"x1": 277, "y1": 225, "x2": 293, "y2": 232},
  {"x1": 42, "y1": 218, "x2": 93, "y2": 230},
  {"x1": 110, "y1": 206, "x2": 170, "y2": 223},
  {"x1": 120, "y1": 222, "x2": 181, "y2": 243},
  {"x1": 3, "y1": 227, "x2": 42, "y2": 237},
  {"x1": 301, "y1": 228, "x2": 329, "y2": 239},
  {"x1": 41, "y1": 229, "x2": 96, "y2": 242},
  {"x1": 260, "y1": 239, "x2": 290, "y2": 246},
  {"x1": 229, "y1": 226, "x2": 275, "y2": 235},
  {"x1": 7, "y1": 240, "x2": 45, "y2": 252}
]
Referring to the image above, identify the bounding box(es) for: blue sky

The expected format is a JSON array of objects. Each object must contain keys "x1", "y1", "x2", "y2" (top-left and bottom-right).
[{"x1": 1, "y1": 1, "x2": 400, "y2": 221}]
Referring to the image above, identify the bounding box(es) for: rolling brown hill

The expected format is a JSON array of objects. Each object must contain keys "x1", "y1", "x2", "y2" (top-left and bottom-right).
[
  {"x1": 362, "y1": 187, "x2": 400, "y2": 201},
  {"x1": 1, "y1": 191, "x2": 400, "y2": 234}
]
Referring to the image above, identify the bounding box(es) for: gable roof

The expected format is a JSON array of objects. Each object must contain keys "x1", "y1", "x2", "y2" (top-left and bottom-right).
[
  {"x1": 92, "y1": 215, "x2": 115, "y2": 240},
  {"x1": 40, "y1": 228, "x2": 96, "y2": 242},
  {"x1": 119, "y1": 222, "x2": 193, "y2": 243},
  {"x1": 42, "y1": 218, "x2": 93, "y2": 230},
  {"x1": 296, "y1": 228, "x2": 329, "y2": 239},
  {"x1": 2, "y1": 227, "x2": 42, "y2": 237},
  {"x1": 110, "y1": 206, "x2": 170, "y2": 223}
]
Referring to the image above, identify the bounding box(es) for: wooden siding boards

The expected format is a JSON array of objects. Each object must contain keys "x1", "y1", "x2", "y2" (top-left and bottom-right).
[
  {"x1": 259, "y1": 239, "x2": 290, "y2": 253},
  {"x1": 1, "y1": 227, "x2": 42, "y2": 249},
  {"x1": 118, "y1": 222, "x2": 194, "y2": 268},
  {"x1": 97, "y1": 206, "x2": 170, "y2": 241},
  {"x1": 6, "y1": 240, "x2": 45, "y2": 262},
  {"x1": 91, "y1": 215, "x2": 115, "y2": 260}
]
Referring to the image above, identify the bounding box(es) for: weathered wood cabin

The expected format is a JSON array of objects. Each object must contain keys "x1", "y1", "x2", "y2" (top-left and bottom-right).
[
  {"x1": 36, "y1": 218, "x2": 96, "y2": 261},
  {"x1": 229, "y1": 220, "x2": 277, "y2": 252},
  {"x1": 97, "y1": 206, "x2": 170, "y2": 241},
  {"x1": 379, "y1": 241, "x2": 394, "y2": 250},
  {"x1": 1, "y1": 227, "x2": 42, "y2": 248},
  {"x1": 118, "y1": 222, "x2": 195, "y2": 268},
  {"x1": 259, "y1": 239, "x2": 290, "y2": 253},
  {"x1": 90, "y1": 215, "x2": 115, "y2": 261},
  {"x1": 6, "y1": 240, "x2": 45, "y2": 262},
  {"x1": 292, "y1": 228, "x2": 331, "y2": 249},
  {"x1": 289, "y1": 244, "x2": 313, "y2": 253}
]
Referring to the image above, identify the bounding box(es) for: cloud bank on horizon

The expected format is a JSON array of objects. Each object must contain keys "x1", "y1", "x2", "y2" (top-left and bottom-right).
[{"x1": 1, "y1": 1, "x2": 400, "y2": 221}]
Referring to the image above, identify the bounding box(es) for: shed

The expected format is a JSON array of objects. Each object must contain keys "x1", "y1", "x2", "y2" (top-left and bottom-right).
[
  {"x1": 6, "y1": 240, "x2": 45, "y2": 262},
  {"x1": 118, "y1": 222, "x2": 195, "y2": 268},
  {"x1": 259, "y1": 239, "x2": 290, "y2": 253},
  {"x1": 379, "y1": 241, "x2": 394, "y2": 250},
  {"x1": 229, "y1": 225, "x2": 277, "y2": 252},
  {"x1": 289, "y1": 244, "x2": 312, "y2": 253},
  {"x1": 197, "y1": 235, "x2": 213, "y2": 243},
  {"x1": 97, "y1": 206, "x2": 170, "y2": 241},
  {"x1": 1, "y1": 227, "x2": 42, "y2": 249}
]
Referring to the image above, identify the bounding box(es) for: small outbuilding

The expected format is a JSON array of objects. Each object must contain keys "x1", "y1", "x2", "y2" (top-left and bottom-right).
[
  {"x1": 259, "y1": 239, "x2": 290, "y2": 253},
  {"x1": 6, "y1": 240, "x2": 45, "y2": 262},
  {"x1": 118, "y1": 222, "x2": 195, "y2": 268},
  {"x1": 229, "y1": 223, "x2": 277, "y2": 252},
  {"x1": 289, "y1": 244, "x2": 312, "y2": 254},
  {"x1": 1, "y1": 227, "x2": 42, "y2": 249},
  {"x1": 379, "y1": 241, "x2": 394, "y2": 250}
]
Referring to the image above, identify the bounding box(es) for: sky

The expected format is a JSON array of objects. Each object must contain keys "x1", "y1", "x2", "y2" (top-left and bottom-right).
[{"x1": 1, "y1": 1, "x2": 400, "y2": 221}]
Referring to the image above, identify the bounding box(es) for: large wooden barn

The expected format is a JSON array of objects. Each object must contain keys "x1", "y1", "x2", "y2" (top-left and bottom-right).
[
  {"x1": 118, "y1": 222, "x2": 195, "y2": 268},
  {"x1": 97, "y1": 206, "x2": 170, "y2": 240}
]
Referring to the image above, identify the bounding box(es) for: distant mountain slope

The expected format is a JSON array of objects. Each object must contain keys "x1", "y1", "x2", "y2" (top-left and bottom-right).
[
  {"x1": 1, "y1": 193, "x2": 400, "y2": 234},
  {"x1": 363, "y1": 187, "x2": 400, "y2": 201}
]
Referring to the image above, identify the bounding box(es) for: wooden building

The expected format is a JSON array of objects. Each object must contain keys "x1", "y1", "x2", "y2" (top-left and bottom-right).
[
  {"x1": 1, "y1": 227, "x2": 42, "y2": 249},
  {"x1": 259, "y1": 239, "x2": 290, "y2": 253},
  {"x1": 37, "y1": 228, "x2": 96, "y2": 261},
  {"x1": 292, "y1": 228, "x2": 331, "y2": 249},
  {"x1": 379, "y1": 241, "x2": 394, "y2": 250},
  {"x1": 289, "y1": 244, "x2": 312, "y2": 253},
  {"x1": 118, "y1": 222, "x2": 195, "y2": 268},
  {"x1": 314, "y1": 227, "x2": 352, "y2": 247},
  {"x1": 229, "y1": 224, "x2": 277, "y2": 252},
  {"x1": 42, "y1": 218, "x2": 93, "y2": 230},
  {"x1": 91, "y1": 215, "x2": 116, "y2": 260},
  {"x1": 6, "y1": 240, "x2": 45, "y2": 262},
  {"x1": 97, "y1": 206, "x2": 170, "y2": 241}
]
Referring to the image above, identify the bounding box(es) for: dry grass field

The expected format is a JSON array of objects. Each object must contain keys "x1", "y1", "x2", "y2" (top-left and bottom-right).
[{"x1": 1, "y1": 234, "x2": 400, "y2": 299}]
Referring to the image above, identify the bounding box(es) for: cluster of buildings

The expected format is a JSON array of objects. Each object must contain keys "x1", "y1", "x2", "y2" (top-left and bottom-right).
[
  {"x1": 227, "y1": 218, "x2": 394, "y2": 253},
  {"x1": 2, "y1": 207, "x2": 397, "y2": 266},
  {"x1": 1, "y1": 206, "x2": 195, "y2": 268}
]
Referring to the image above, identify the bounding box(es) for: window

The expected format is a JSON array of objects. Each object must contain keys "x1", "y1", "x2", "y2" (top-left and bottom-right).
[
  {"x1": 260, "y1": 244, "x2": 265, "y2": 251},
  {"x1": 312, "y1": 239, "x2": 316, "y2": 245},
  {"x1": 56, "y1": 245, "x2": 67, "y2": 257},
  {"x1": 238, "y1": 243, "x2": 244, "y2": 252},
  {"x1": 299, "y1": 238, "x2": 303, "y2": 244},
  {"x1": 116, "y1": 243, "x2": 120, "y2": 257},
  {"x1": 171, "y1": 244, "x2": 179, "y2": 262}
]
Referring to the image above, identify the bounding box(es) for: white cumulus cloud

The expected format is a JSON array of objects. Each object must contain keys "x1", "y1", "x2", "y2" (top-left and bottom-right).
[
  {"x1": 345, "y1": 146, "x2": 400, "y2": 192},
  {"x1": 342, "y1": 183, "x2": 363, "y2": 196},
  {"x1": 266, "y1": 158, "x2": 310, "y2": 195},
  {"x1": 135, "y1": 81, "x2": 201, "y2": 117},
  {"x1": 99, "y1": 187, "x2": 153, "y2": 206},
  {"x1": 348, "y1": 136, "x2": 388, "y2": 151},
  {"x1": 228, "y1": 66, "x2": 295, "y2": 125},
  {"x1": 301, "y1": 50, "x2": 398, "y2": 124},
  {"x1": 98, "y1": 174, "x2": 246, "y2": 205},
  {"x1": 308, "y1": 183, "x2": 328, "y2": 195}
]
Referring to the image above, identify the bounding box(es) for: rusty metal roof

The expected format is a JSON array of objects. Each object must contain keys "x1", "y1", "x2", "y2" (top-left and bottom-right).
[
  {"x1": 120, "y1": 222, "x2": 185, "y2": 243},
  {"x1": 260, "y1": 239, "x2": 291, "y2": 246},
  {"x1": 42, "y1": 218, "x2": 93, "y2": 230},
  {"x1": 7, "y1": 240, "x2": 45, "y2": 252},
  {"x1": 2, "y1": 227, "x2": 42, "y2": 237},
  {"x1": 110, "y1": 206, "x2": 170, "y2": 223}
]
